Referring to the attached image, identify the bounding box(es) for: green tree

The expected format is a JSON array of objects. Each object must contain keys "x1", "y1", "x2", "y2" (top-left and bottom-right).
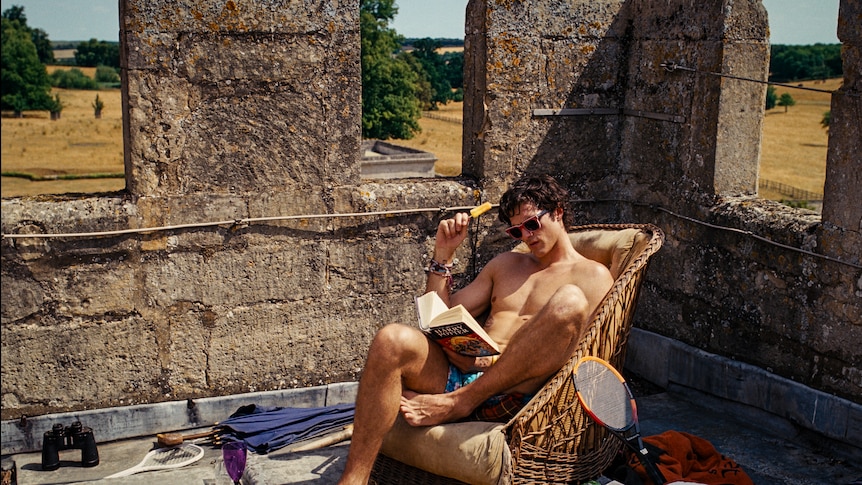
[
  {"x1": 438, "y1": 50, "x2": 465, "y2": 103},
  {"x1": 442, "y1": 51, "x2": 464, "y2": 91},
  {"x1": 820, "y1": 111, "x2": 831, "y2": 132},
  {"x1": 360, "y1": 0, "x2": 421, "y2": 140},
  {"x1": 1, "y1": 15, "x2": 53, "y2": 115},
  {"x1": 1, "y1": 6, "x2": 25, "y2": 23},
  {"x1": 408, "y1": 38, "x2": 456, "y2": 109},
  {"x1": 50, "y1": 67, "x2": 99, "y2": 89},
  {"x1": 777, "y1": 92, "x2": 796, "y2": 113},
  {"x1": 29, "y1": 26, "x2": 54, "y2": 64},
  {"x1": 765, "y1": 85, "x2": 776, "y2": 110},
  {"x1": 769, "y1": 44, "x2": 842, "y2": 82},
  {"x1": 74, "y1": 38, "x2": 120, "y2": 68},
  {"x1": 398, "y1": 51, "x2": 434, "y2": 110},
  {"x1": 30, "y1": 25, "x2": 55, "y2": 64},
  {"x1": 95, "y1": 64, "x2": 120, "y2": 84},
  {"x1": 92, "y1": 93, "x2": 105, "y2": 118},
  {"x1": 2, "y1": 5, "x2": 53, "y2": 64},
  {"x1": 49, "y1": 93, "x2": 63, "y2": 120}
]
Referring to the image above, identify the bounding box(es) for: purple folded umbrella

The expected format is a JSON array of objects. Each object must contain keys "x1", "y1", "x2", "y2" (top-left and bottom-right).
[{"x1": 216, "y1": 403, "x2": 355, "y2": 454}]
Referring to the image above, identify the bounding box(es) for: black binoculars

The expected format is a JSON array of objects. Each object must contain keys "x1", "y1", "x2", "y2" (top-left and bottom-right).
[{"x1": 41, "y1": 421, "x2": 99, "y2": 471}]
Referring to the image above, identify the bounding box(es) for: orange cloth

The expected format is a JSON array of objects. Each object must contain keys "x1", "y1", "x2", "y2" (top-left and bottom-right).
[{"x1": 626, "y1": 430, "x2": 754, "y2": 485}]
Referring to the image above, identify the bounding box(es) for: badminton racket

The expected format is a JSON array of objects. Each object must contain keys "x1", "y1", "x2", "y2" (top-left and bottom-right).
[
  {"x1": 104, "y1": 442, "x2": 205, "y2": 478},
  {"x1": 573, "y1": 356, "x2": 666, "y2": 485}
]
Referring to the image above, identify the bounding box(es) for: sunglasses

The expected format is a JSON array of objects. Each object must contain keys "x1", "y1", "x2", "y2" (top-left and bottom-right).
[{"x1": 505, "y1": 210, "x2": 549, "y2": 239}]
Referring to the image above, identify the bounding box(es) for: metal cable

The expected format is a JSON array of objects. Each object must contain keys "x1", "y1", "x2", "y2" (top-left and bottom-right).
[
  {"x1": 573, "y1": 198, "x2": 861, "y2": 270},
  {"x1": 0, "y1": 205, "x2": 493, "y2": 240},
  {"x1": 661, "y1": 62, "x2": 858, "y2": 97},
  {"x1": 3, "y1": 198, "x2": 858, "y2": 269}
]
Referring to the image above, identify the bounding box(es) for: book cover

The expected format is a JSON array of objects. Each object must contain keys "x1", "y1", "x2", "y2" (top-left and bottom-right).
[{"x1": 415, "y1": 291, "x2": 501, "y2": 357}]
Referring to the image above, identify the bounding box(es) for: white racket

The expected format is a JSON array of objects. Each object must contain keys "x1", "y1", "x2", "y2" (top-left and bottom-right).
[{"x1": 104, "y1": 442, "x2": 205, "y2": 478}]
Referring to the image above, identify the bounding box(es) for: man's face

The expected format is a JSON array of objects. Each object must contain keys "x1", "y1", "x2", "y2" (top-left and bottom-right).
[{"x1": 505, "y1": 203, "x2": 553, "y2": 250}]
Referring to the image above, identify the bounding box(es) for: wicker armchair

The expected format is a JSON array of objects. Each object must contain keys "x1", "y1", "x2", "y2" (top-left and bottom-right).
[{"x1": 370, "y1": 223, "x2": 664, "y2": 485}]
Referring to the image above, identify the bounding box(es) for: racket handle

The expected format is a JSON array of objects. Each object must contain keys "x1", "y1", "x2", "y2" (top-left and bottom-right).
[
  {"x1": 105, "y1": 466, "x2": 139, "y2": 479},
  {"x1": 638, "y1": 448, "x2": 667, "y2": 485}
]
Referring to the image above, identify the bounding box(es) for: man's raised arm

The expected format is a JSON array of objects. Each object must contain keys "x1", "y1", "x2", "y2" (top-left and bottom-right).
[{"x1": 425, "y1": 212, "x2": 470, "y2": 306}]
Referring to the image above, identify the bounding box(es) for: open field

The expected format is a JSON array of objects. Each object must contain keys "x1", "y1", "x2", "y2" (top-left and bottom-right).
[
  {"x1": 396, "y1": 102, "x2": 464, "y2": 176},
  {"x1": 2, "y1": 65, "x2": 125, "y2": 197},
  {"x1": 1, "y1": 71, "x2": 838, "y2": 200},
  {"x1": 759, "y1": 78, "x2": 838, "y2": 200}
]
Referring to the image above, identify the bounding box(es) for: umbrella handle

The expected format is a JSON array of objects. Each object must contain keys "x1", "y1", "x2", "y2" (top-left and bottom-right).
[{"x1": 288, "y1": 424, "x2": 354, "y2": 452}]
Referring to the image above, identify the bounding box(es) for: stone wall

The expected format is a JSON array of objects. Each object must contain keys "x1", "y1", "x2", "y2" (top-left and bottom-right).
[
  {"x1": 462, "y1": 0, "x2": 860, "y2": 402},
  {"x1": 1, "y1": 0, "x2": 859, "y2": 421},
  {"x1": 0, "y1": 0, "x2": 482, "y2": 419},
  {"x1": 0, "y1": 182, "x2": 482, "y2": 419}
]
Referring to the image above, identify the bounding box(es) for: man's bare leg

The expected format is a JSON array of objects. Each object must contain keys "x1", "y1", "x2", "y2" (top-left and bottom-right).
[
  {"x1": 338, "y1": 324, "x2": 449, "y2": 485},
  {"x1": 400, "y1": 284, "x2": 591, "y2": 426}
]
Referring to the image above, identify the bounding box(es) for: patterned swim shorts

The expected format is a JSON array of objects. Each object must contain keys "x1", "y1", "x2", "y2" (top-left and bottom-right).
[
  {"x1": 445, "y1": 365, "x2": 482, "y2": 392},
  {"x1": 444, "y1": 365, "x2": 532, "y2": 423}
]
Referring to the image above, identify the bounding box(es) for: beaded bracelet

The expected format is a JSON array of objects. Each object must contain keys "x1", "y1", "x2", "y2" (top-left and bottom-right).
[
  {"x1": 426, "y1": 259, "x2": 453, "y2": 288},
  {"x1": 428, "y1": 259, "x2": 452, "y2": 274}
]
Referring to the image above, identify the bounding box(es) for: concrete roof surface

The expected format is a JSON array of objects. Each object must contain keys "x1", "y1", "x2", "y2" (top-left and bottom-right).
[{"x1": 5, "y1": 389, "x2": 861, "y2": 485}]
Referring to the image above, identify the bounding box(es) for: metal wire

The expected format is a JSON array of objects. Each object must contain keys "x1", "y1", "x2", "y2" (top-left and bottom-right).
[
  {"x1": 3, "y1": 197, "x2": 858, "y2": 269},
  {"x1": 660, "y1": 62, "x2": 858, "y2": 97},
  {"x1": 0, "y1": 205, "x2": 494, "y2": 240},
  {"x1": 572, "y1": 198, "x2": 861, "y2": 270}
]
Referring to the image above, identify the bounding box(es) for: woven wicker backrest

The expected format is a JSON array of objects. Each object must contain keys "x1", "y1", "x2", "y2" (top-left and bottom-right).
[{"x1": 505, "y1": 223, "x2": 664, "y2": 483}]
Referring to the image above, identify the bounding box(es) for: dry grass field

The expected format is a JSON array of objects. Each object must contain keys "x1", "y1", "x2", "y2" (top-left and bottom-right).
[
  {"x1": 759, "y1": 78, "x2": 838, "y2": 200},
  {"x1": 397, "y1": 102, "x2": 464, "y2": 176},
  {"x1": 1, "y1": 69, "x2": 838, "y2": 201},
  {"x1": 1, "y1": 66, "x2": 125, "y2": 197}
]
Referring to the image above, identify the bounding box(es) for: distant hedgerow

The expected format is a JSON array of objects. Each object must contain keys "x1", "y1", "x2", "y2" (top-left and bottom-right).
[
  {"x1": 95, "y1": 65, "x2": 120, "y2": 84},
  {"x1": 50, "y1": 68, "x2": 99, "y2": 90}
]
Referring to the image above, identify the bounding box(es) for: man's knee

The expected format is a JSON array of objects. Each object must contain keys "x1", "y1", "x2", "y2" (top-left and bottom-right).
[
  {"x1": 371, "y1": 323, "x2": 410, "y2": 349},
  {"x1": 369, "y1": 323, "x2": 426, "y2": 360},
  {"x1": 547, "y1": 284, "x2": 591, "y2": 326}
]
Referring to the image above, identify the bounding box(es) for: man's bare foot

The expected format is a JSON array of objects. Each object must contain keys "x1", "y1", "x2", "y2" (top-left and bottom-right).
[{"x1": 400, "y1": 390, "x2": 470, "y2": 426}]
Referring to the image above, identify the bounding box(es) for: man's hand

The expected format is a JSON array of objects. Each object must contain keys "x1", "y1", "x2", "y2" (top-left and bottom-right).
[{"x1": 434, "y1": 213, "x2": 470, "y2": 262}]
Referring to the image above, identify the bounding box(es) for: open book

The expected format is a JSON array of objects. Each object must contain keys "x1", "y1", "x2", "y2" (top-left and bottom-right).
[{"x1": 415, "y1": 291, "x2": 500, "y2": 357}]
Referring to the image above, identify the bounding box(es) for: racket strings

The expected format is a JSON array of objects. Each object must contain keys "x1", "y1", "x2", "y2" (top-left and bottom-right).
[
  {"x1": 575, "y1": 360, "x2": 632, "y2": 430},
  {"x1": 145, "y1": 446, "x2": 201, "y2": 466}
]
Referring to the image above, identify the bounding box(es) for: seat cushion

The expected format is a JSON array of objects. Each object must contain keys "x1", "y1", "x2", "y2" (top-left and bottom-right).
[
  {"x1": 513, "y1": 228, "x2": 642, "y2": 278},
  {"x1": 380, "y1": 415, "x2": 510, "y2": 485},
  {"x1": 568, "y1": 228, "x2": 643, "y2": 278}
]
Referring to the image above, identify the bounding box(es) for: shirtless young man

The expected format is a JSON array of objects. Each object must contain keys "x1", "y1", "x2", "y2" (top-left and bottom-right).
[{"x1": 338, "y1": 175, "x2": 614, "y2": 485}]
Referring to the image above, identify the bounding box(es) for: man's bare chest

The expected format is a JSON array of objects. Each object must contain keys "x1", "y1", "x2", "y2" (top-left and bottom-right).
[{"x1": 492, "y1": 264, "x2": 581, "y2": 316}]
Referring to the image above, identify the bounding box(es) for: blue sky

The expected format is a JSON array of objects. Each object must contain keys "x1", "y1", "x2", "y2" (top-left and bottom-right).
[{"x1": 1, "y1": 0, "x2": 840, "y2": 45}]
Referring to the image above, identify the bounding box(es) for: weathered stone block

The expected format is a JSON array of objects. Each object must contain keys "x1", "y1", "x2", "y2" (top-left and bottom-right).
[{"x1": 122, "y1": 0, "x2": 360, "y2": 197}]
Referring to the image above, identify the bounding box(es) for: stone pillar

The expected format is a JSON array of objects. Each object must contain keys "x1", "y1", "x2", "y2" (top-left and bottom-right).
[
  {"x1": 461, "y1": 0, "x2": 487, "y2": 182},
  {"x1": 461, "y1": 0, "x2": 634, "y2": 202},
  {"x1": 119, "y1": 0, "x2": 361, "y2": 198},
  {"x1": 821, "y1": 0, "x2": 862, "y2": 265},
  {"x1": 712, "y1": 0, "x2": 770, "y2": 196},
  {"x1": 620, "y1": 0, "x2": 768, "y2": 204},
  {"x1": 461, "y1": 0, "x2": 768, "y2": 206}
]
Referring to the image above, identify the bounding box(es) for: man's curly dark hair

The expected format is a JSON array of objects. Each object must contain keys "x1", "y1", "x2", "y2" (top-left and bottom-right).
[{"x1": 498, "y1": 175, "x2": 570, "y2": 227}]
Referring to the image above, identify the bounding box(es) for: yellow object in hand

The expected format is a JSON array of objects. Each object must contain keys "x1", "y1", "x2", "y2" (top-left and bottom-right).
[{"x1": 470, "y1": 202, "x2": 493, "y2": 218}]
